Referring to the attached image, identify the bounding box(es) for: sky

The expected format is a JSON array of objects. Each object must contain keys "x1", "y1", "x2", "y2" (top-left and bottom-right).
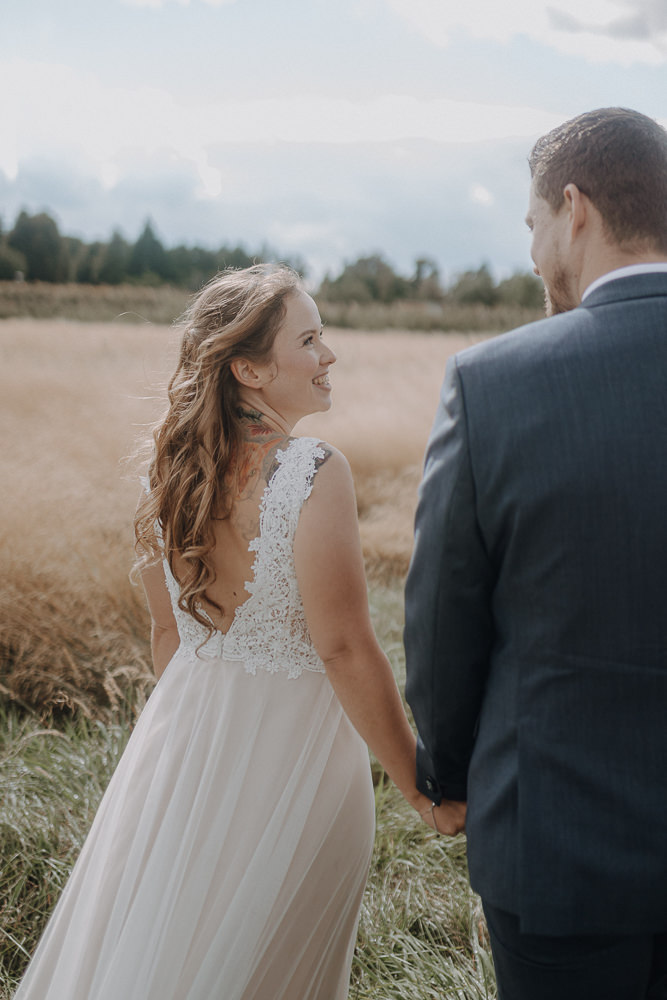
[{"x1": 1, "y1": 0, "x2": 666, "y2": 285}]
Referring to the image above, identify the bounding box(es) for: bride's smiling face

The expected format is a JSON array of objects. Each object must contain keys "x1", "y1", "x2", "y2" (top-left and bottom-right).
[{"x1": 259, "y1": 290, "x2": 337, "y2": 425}]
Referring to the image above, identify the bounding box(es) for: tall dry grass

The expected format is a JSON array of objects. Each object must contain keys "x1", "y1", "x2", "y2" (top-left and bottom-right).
[
  {"x1": 0, "y1": 280, "x2": 540, "y2": 333},
  {"x1": 0, "y1": 281, "x2": 189, "y2": 324},
  {"x1": 319, "y1": 296, "x2": 542, "y2": 333},
  {"x1": 0, "y1": 318, "x2": 489, "y2": 716},
  {"x1": 0, "y1": 319, "x2": 174, "y2": 716}
]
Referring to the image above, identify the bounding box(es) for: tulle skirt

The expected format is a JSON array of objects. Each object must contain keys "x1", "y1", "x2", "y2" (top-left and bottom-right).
[{"x1": 14, "y1": 649, "x2": 375, "y2": 999}]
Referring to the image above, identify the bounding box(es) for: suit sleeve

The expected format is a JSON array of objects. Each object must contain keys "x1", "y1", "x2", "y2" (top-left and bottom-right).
[{"x1": 404, "y1": 355, "x2": 495, "y2": 804}]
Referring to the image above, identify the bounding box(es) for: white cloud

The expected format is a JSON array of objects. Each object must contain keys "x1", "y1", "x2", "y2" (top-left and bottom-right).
[
  {"x1": 202, "y1": 95, "x2": 565, "y2": 144},
  {"x1": 385, "y1": 0, "x2": 667, "y2": 65},
  {"x1": 548, "y1": 0, "x2": 667, "y2": 42},
  {"x1": 470, "y1": 184, "x2": 494, "y2": 205},
  {"x1": 0, "y1": 59, "x2": 567, "y2": 199}
]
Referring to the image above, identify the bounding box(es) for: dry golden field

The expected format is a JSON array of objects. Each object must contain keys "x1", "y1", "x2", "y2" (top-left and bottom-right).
[{"x1": 0, "y1": 318, "x2": 489, "y2": 716}]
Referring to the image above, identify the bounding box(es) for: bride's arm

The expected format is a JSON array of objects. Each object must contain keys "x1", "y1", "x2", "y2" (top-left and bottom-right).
[
  {"x1": 294, "y1": 446, "x2": 434, "y2": 818},
  {"x1": 139, "y1": 561, "x2": 180, "y2": 679}
]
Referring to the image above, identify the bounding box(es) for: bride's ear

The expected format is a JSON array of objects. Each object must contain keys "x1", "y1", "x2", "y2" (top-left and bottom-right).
[{"x1": 230, "y1": 358, "x2": 273, "y2": 388}]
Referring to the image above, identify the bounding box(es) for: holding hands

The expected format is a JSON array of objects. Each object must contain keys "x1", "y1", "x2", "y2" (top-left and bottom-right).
[{"x1": 418, "y1": 797, "x2": 467, "y2": 837}]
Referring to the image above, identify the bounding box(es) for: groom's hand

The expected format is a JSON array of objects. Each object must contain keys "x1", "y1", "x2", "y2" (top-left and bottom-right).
[{"x1": 427, "y1": 799, "x2": 467, "y2": 836}]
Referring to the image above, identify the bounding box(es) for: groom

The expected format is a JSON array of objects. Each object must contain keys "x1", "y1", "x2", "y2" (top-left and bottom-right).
[{"x1": 404, "y1": 107, "x2": 667, "y2": 999}]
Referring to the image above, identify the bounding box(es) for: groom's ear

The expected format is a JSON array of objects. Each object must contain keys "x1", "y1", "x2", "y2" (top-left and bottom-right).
[
  {"x1": 563, "y1": 183, "x2": 588, "y2": 241},
  {"x1": 230, "y1": 358, "x2": 273, "y2": 388}
]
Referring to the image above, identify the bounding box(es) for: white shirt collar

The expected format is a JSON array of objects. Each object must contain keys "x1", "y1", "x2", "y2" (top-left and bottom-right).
[{"x1": 582, "y1": 263, "x2": 667, "y2": 301}]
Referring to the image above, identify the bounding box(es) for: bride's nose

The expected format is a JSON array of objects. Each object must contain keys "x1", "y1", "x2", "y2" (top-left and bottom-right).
[{"x1": 321, "y1": 342, "x2": 337, "y2": 365}]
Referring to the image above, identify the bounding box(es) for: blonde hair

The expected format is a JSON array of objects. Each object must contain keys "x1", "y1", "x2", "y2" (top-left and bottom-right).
[{"x1": 134, "y1": 263, "x2": 303, "y2": 630}]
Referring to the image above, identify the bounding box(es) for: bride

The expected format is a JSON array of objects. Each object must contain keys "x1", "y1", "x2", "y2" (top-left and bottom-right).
[{"x1": 13, "y1": 264, "x2": 452, "y2": 1000}]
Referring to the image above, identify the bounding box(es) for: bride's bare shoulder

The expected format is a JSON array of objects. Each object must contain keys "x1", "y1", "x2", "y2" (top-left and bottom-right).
[
  {"x1": 308, "y1": 440, "x2": 350, "y2": 474},
  {"x1": 304, "y1": 441, "x2": 356, "y2": 506},
  {"x1": 294, "y1": 441, "x2": 362, "y2": 575}
]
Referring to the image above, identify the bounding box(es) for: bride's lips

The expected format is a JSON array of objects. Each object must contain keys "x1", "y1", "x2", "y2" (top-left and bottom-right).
[{"x1": 312, "y1": 373, "x2": 331, "y2": 387}]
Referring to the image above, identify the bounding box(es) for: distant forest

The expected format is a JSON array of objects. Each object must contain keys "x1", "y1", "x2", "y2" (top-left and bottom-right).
[{"x1": 0, "y1": 209, "x2": 544, "y2": 309}]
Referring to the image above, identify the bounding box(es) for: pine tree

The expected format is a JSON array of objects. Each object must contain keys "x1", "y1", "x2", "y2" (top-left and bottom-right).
[
  {"x1": 99, "y1": 231, "x2": 130, "y2": 285},
  {"x1": 128, "y1": 221, "x2": 168, "y2": 282},
  {"x1": 8, "y1": 211, "x2": 68, "y2": 282}
]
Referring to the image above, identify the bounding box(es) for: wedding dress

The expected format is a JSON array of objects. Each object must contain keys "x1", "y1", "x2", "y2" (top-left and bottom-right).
[{"x1": 14, "y1": 437, "x2": 375, "y2": 1000}]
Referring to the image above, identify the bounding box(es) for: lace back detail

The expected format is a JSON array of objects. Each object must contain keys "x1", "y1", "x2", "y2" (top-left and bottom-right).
[{"x1": 155, "y1": 437, "x2": 327, "y2": 677}]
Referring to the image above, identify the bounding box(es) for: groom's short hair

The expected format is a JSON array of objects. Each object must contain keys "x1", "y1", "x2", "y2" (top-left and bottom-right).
[{"x1": 529, "y1": 108, "x2": 667, "y2": 254}]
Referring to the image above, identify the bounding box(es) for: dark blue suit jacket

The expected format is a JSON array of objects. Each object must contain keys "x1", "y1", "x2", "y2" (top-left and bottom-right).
[{"x1": 405, "y1": 272, "x2": 667, "y2": 935}]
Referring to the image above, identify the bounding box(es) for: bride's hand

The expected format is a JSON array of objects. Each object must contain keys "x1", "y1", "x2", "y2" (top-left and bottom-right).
[{"x1": 418, "y1": 798, "x2": 467, "y2": 836}]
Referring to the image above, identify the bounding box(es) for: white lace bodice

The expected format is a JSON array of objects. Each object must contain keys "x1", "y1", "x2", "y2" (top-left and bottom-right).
[{"x1": 155, "y1": 437, "x2": 327, "y2": 678}]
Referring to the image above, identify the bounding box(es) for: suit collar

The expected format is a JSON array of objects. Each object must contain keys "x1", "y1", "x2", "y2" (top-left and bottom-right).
[
  {"x1": 583, "y1": 263, "x2": 667, "y2": 300},
  {"x1": 580, "y1": 271, "x2": 667, "y2": 309}
]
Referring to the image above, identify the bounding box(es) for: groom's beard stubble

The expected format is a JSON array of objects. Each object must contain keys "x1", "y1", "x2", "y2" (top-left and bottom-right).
[
  {"x1": 544, "y1": 287, "x2": 566, "y2": 316},
  {"x1": 543, "y1": 267, "x2": 579, "y2": 317}
]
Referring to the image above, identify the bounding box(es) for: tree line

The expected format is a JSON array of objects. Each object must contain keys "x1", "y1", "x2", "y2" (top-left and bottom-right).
[{"x1": 0, "y1": 210, "x2": 544, "y2": 308}]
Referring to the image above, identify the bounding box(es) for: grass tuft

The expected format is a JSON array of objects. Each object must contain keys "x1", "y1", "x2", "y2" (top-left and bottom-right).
[{"x1": 0, "y1": 703, "x2": 136, "y2": 991}]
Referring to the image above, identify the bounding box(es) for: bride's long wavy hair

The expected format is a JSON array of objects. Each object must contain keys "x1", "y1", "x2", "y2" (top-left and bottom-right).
[{"x1": 134, "y1": 263, "x2": 303, "y2": 629}]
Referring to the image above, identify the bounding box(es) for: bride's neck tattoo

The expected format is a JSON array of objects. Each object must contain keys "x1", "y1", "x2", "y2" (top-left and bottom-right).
[
  {"x1": 238, "y1": 406, "x2": 264, "y2": 424},
  {"x1": 238, "y1": 407, "x2": 274, "y2": 437},
  {"x1": 233, "y1": 408, "x2": 285, "y2": 495}
]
